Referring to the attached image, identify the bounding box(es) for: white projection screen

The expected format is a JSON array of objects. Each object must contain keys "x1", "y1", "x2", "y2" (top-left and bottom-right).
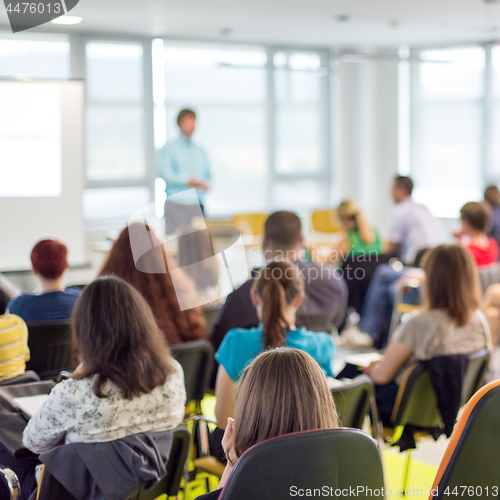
[{"x1": 0, "y1": 79, "x2": 86, "y2": 271}]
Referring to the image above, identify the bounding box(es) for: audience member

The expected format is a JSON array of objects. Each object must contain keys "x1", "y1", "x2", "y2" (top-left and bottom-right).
[
  {"x1": 481, "y1": 283, "x2": 500, "y2": 346},
  {"x1": 385, "y1": 176, "x2": 443, "y2": 264},
  {"x1": 196, "y1": 348, "x2": 339, "y2": 500},
  {"x1": 338, "y1": 176, "x2": 443, "y2": 348},
  {"x1": 454, "y1": 202, "x2": 499, "y2": 268},
  {"x1": 7, "y1": 240, "x2": 80, "y2": 322},
  {"x1": 214, "y1": 261, "x2": 336, "y2": 429},
  {"x1": 321, "y1": 200, "x2": 382, "y2": 264},
  {"x1": 362, "y1": 245, "x2": 491, "y2": 425},
  {"x1": 0, "y1": 276, "x2": 187, "y2": 499},
  {"x1": 484, "y1": 185, "x2": 500, "y2": 241},
  {"x1": 0, "y1": 314, "x2": 29, "y2": 382},
  {"x1": 210, "y1": 210, "x2": 347, "y2": 387},
  {"x1": 99, "y1": 223, "x2": 207, "y2": 345}
]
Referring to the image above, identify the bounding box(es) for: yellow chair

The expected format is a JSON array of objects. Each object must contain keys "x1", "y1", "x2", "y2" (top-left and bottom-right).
[
  {"x1": 233, "y1": 213, "x2": 268, "y2": 237},
  {"x1": 310, "y1": 209, "x2": 343, "y2": 234}
]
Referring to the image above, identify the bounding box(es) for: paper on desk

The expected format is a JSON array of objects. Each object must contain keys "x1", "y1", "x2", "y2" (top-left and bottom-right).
[
  {"x1": 343, "y1": 352, "x2": 383, "y2": 368},
  {"x1": 12, "y1": 394, "x2": 48, "y2": 418}
]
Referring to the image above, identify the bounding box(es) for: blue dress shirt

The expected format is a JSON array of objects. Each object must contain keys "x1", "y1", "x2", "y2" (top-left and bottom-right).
[{"x1": 157, "y1": 135, "x2": 211, "y2": 204}]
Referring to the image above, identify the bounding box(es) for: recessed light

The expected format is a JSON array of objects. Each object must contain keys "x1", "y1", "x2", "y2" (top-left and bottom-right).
[
  {"x1": 51, "y1": 16, "x2": 82, "y2": 25},
  {"x1": 335, "y1": 14, "x2": 351, "y2": 22}
]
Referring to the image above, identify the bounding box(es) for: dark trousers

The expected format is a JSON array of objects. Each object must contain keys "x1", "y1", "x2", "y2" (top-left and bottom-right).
[
  {"x1": 164, "y1": 200, "x2": 205, "y2": 235},
  {"x1": 0, "y1": 444, "x2": 39, "y2": 500}
]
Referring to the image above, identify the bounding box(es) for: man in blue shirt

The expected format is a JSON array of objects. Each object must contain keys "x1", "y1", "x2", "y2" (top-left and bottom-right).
[{"x1": 157, "y1": 109, "x2": 211, "y2": 234}]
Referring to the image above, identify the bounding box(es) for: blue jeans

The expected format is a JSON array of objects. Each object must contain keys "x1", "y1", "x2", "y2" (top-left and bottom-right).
[{"x1": 358, "y1": 264, "x2": 404, "y2": 348}]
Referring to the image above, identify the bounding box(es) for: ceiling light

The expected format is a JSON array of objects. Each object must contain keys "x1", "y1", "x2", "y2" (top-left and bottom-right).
[{"x1": 51, "y1": 16, "x2": 82, "y2": 25}]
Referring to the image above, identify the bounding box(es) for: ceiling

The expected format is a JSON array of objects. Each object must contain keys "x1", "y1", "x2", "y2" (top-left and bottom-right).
[{"x1": 2, "y1": 0, "x2": 500, "y2": 48}]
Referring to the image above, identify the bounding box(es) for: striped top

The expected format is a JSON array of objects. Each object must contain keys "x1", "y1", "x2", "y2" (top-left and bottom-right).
[{"x1": 0, "y1": 314, "x2": 29, "y2": 381}]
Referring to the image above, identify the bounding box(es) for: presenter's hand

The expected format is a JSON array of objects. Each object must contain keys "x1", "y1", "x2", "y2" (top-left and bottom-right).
[{"x1": 188, "y1": 177, "x2": 210, "y2": 191}]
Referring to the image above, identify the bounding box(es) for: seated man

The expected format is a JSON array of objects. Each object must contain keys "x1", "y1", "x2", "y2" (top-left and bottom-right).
[
  {"x1": 0, "y1": 313, "x2": 29, "y2": 382},
  {"x1": 210, "y1": 211, "x2": 348, "y2": 388},
  {"x1": 7, "y1": 240, "x2": 81, "y2": 323}
]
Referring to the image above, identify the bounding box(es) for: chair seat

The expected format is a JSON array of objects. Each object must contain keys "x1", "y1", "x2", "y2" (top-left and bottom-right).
[{"x1": 194, "y1": 457, "x2": 226, "y2": 478}]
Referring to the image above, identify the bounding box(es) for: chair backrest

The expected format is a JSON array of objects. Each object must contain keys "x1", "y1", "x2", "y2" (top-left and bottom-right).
[
  {"x1": 0, "y1": 370, "x2": 40, "y2": 387},
  {"x1": 296, "y1": 314, "x2": 334, "y2": 334},
  {"x1": 35, "y1": 427, "x2": 191, "y2": 500},
  {"x1": 477, "y1": 264, "x2": 500, "y2": 294},
  {"x1": 429, "y1": 380, "x2": 500, "y2": 499},
  {"x1": 170, "y1": 340, "x2": 214, "y2": 406},
  {"x1": 219, "y1": 428, "x2": 385, "y2": 500},
  {"x1": 391, "y1": 362, "x2": 443, "y2": 429},
  {"x1": 310, "y1": 209, "x2": 343, "y2": 234},
  {"x1": 131, "y1": 427, "x2": 190, "y2": 500},
  {"x1": 461, "y1": 348, "x2": 490, "y2": 406},
  {"x1": 341, "y1": 254, "x2": 392, "y2": 314},
  {"x1": 25, "y1": 320, "x2": 73, "y2": 380},
  {"x1": 232, "y1": 213, "x2": 267, "y2": 236},
  {"x1": 331, "y1": 375, "x2": 374, "y2": 429}
]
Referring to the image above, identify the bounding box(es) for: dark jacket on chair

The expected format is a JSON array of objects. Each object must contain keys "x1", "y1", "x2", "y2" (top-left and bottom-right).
[{"x1": 38, "y1": 429, "x2": 179, "y2": 500}]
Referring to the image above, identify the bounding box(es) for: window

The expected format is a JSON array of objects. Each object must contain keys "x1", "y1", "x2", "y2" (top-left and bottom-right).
[
  {"x1": 0, "y1": 32, "x2": 70, "y2": 79},
  {"x1": 156, "y1": 42, "x2": 330, "y2": 217},
  {"x1": 489, "y1": 46, "x2": 500, "y2": 183},
  {"x1": 410, "y1": 47, "x2": 485, "y2": 218},
  {"x1": 83, "y1": 40, "x2": 153, "y2": 223},
  {"x1": 159, "y1": 42, "x2": 268, "y2": 217}
]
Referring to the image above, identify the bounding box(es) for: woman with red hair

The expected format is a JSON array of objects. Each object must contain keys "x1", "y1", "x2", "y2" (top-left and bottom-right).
[
  {"x1": 7, "y1": 239, "x2": 81, "y2": 322},
  {"x1": 98, "y1": 224, "x2": 207, "y2": 345}
]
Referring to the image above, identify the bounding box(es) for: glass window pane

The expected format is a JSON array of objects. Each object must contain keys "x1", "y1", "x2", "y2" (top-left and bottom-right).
[
  {"x1": 83, "y1": 187, "x2": 150, "y2": 221},
  {"x1": 0, "y1": 33, "x2": 69, "y2": 79},
  {"x1": 86, "y1": 105, "x2": 145, "y2": 180},
  {"x1": 412, "y1": 47, "x2": 484, "y2": 218},
  {"x1": 275, "y1": 106, "x2": 321, "y2": 174},
  {"x1": 419, "y1": 47, "x2": 484, "y2": 100},
  {"x1": 165, "y1": 105, "x2": 268, "y2": 215},
  {"x1": 273, "y1": 179, "x2": 328, "y2": 212},
  {"x1": 164, "y1": 43, "x2": 266, "y2": 104},
  {"x1": 489, "y1": 47, "x2": 500, "y2": 181},
  {"x1": 86, "y1": 42, "x2": 143, "y2": 102}
]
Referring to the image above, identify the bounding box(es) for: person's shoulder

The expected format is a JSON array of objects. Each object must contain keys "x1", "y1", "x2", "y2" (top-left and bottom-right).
[
  {"x1": 225, "y1": 326, "x2": 262, "y2": 343},
  {"x1": 64, "y1": 288, "x2": 82, "y2": 297},
  {"x1": 8, "y1": 293, "x2": 34, "y2": 308},
  {"x1": 0, "y1": 313, "x2": 27, "y2": 331},
  {"x1": 402, "y1": 310, "x2": 443, "y2": 331}
]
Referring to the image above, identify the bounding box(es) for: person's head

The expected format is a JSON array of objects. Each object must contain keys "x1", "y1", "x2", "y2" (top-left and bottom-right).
[
  {"x1": 391, "y1": 176, "x2": 413, "y2": 204},
  {"x1": 177, "y1": 109, "x2": 196, "y2": 138},
  {"x1": 230, "y1": 348, "x2": 339, "y2": 463},
  {"x1": 251, "y1": 261, "x2": 304, "y2": 348},
  {"x1": 99, "y1": 223, "x2": 206, "y2": 345},
  {"x1": 31, "y1": 239, "x2": 69, "y2": 281},
  {"x1": 423, "y1": 245, "x2": 481, "y2": 327},
  {"x1": 460, "y1": 201, "x2": 490, "y2": 236},
  {"x1": 484, "y1": 185, "x2": 500, "y2": 207},
  {"x1": 71, "y1": 275, "x2": 177, "y2": 399},
  {"x1": 337, "y1": 200, "x2": 361, "y2": 231},
  {"x1": 262, "y1": 211, "x2": 304, "y2": 261}
]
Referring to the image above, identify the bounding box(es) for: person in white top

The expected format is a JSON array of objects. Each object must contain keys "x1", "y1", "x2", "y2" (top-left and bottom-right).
[
  {"x1": 386, "y1": 176, "x2": 443, "y2": 265},
  {"x1": 1, "y1": 276, "x2": 186, "y2": 498}
]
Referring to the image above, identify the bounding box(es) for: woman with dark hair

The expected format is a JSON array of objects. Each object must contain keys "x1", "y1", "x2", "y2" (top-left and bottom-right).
[
  {"x1": 3, "y1": 276, "x2": 187, "y2": 498},
  {"x1": 99, "y1": 223, "x2": 207, "y2": 345},
  {"x1": 214, "y1": 261, "x2": 336, "y2": 429},
  {"x1": 364, "y1": 244, "x2": 491, "y2": 424},
  {"x1": 197, "y1": 348, "x2": 339, "y2": 500}
]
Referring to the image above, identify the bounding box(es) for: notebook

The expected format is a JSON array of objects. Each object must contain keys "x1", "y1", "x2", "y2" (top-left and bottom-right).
[{"x1": 12, "y1": 394, "x2": 48, "y2": 419}]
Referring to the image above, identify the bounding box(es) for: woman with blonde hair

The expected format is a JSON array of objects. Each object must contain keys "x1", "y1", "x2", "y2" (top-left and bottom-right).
[
  {"x1": 196, "y1": 348, "x2": 339, "y2": 499},
  {"x1": 363, "y1": 245, "x2": 491, "y2": 424},
  {"x1": 333, "y1": 200, "x2": 382, "y2": 260}
]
